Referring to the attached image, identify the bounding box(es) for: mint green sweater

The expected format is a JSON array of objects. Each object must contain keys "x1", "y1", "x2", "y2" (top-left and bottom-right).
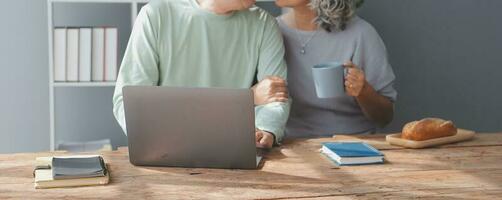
[{"x1": 113, "y1": 0, "x2": 290, "y2": 142}]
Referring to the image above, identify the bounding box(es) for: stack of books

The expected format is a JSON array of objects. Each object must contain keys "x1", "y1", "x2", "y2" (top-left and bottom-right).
[
  {"x1": 320, "y1": 142, "x2": 384, "y2": 166},
  {"x1": 53, "y1": 27, "x2": 118, "y2": 82},
  {"x1": 34, "y1": 155, "x2": 109, "y2": 189}
]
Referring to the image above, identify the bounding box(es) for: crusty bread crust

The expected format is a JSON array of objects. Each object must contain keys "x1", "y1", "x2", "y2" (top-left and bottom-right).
[{"x1": 401, "y1": 118, "x2": 457, "y2": 141}]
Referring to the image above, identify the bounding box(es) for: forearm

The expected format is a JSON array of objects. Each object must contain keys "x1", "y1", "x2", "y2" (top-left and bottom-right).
[
  {"x1": 255, "y1": 100, "x2": 291, "y2": 144},
  {"x1": 355, "y1": 81, "x2": 394, "y2": 127}
]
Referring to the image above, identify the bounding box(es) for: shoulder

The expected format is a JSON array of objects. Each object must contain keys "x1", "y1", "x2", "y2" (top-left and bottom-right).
[
  {"x1": 138, "y1": 0, "x2": 195, "y2": 25},
  {"x1": 240, "y1": 6, "x2": 278, "y2": 26},
  {"x1": 138, "y1": 0, "x2": 163, "y2": 17},
  {"x1": 147, "y1": 0, "x2": 184, "y2": 7},
  {"x1": 142, "y1": 0, "x2": 190, "y2": 14},
  {"x1": 343, "y1": 16, "x2": 383, "y2": 42}
]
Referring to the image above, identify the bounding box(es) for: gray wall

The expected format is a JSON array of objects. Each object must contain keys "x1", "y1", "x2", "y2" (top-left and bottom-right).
[
  {"x1": 1, "y1": 0, "x2": 501, "y2": 153},
  {"x1": 0, "y1": 0, "x2": 49, "y2": 153},
  {"x1": 357, "y1": 0, "x2": 502, "y2": 132}
]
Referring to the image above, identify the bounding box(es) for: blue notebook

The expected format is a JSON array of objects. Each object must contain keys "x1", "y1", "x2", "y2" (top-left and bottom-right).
[{"x1": 321, "y1": 142, "x2": 384, "y2": 166}]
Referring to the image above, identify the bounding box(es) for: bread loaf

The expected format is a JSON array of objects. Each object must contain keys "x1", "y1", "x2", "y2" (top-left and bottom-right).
[{"x1": 402, "y1": 118, "x2": 457, "y2": 141}]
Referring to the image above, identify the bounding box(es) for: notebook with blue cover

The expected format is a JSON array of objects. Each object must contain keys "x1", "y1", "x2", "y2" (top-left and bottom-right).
[{"x1": 321, "y1": 142, "x2": 384, "y2": 166}]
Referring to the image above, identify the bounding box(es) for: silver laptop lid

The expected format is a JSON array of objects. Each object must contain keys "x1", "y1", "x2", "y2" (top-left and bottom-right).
[{"x1": 123, "y1": 86, "x2": 258, "y2": 169}]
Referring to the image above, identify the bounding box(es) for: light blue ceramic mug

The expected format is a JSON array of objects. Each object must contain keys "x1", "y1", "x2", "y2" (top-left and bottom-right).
[{"x1": 312, "y1": 62, "x2": 347, "y2": 98}]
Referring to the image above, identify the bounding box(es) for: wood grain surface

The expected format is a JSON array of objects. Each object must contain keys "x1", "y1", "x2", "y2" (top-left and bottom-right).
[{"x1": 1, "y1": 133, "x2": 501, "y2": 199}]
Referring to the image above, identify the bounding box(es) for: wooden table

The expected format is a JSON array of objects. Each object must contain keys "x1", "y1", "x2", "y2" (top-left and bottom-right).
[{"x1": 1, "y1": 133, "x2": 502, "y2": 199}]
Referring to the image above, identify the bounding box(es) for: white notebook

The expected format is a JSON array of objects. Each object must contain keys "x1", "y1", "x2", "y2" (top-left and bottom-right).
[
  {"x1": 66, "y1": 28, "x2": 79, "y2": 82},
  {"x1": 79, "y1": 28, "x2": 92, "y2": 82},
  {"x1": 53, "y1": 28, "x2": 67, "y2": 82},
  {"x1": 92, "y1": 28, "x2": 105, "y2": 82},
  {"x1": 104, "y1": 27, "x2": 118, "y2": 82}
]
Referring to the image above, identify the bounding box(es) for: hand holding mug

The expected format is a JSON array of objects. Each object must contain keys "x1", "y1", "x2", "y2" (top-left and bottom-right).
[{"x1": 344, "y1": 61, "x2": 367, "y2": 97}]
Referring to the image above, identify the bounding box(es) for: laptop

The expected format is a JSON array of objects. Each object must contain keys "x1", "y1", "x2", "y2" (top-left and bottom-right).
[{"x1": 123, "y1": 86, "x2": 262, "y2": 169}]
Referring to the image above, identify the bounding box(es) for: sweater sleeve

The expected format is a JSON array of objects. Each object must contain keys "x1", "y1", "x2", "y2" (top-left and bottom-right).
[
  {"x1": 352, "y1": 22, "x2": 397, "y2": 102},
  {"x1": 113, "y1": 5, "x2": 160, "y2": 134},
  {"x1": 254, "y1": 14, "x2": 291, "y2": 144}
]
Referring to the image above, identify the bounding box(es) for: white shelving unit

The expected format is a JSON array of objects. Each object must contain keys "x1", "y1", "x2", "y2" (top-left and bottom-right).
[
  {"x1": 53, "y1": 82, "x2": 117, "y2": 87},
  {"x1": 47, "y1": 0, "x2": 149, "y2": 151}
]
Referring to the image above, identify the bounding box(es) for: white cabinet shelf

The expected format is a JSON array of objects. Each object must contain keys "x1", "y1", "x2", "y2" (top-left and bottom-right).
[
  {"x1": 53, "y1": 82, "x2": 116, "y2": 87},
  {"x1": 50, "y1": 0, "x2": 148, "y2": 3}
]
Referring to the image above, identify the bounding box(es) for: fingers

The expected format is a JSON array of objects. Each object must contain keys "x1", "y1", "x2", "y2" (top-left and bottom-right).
[
  {"x1": 254, "y1": 76, "x2": 288, "y2": 105},
  {"x1": 345, "y1": 73, "x2": 359, "y2": 86},
  {"x1": 267, "y1": 77, "x2": 288, "y2": 98},
  {"x1": 343, "y1": 61, "x2": 355, "y2": 68},
  {"x1": 268, "y1": 91, "x2": 288, "y2": 103},
  {"x1": 269, "y1": 78, "x2": 287, "y2": 93},
  {"x1": 344, "y1": 61, "x2": 365, "y2": 78},
  {"x1": 270, "y1": 80, "x2": 287, "y2": 89},
  {"x1": 346, "y1": 67, "x2": 361, "y2": 76},
  {"x1": 266, "y1": 76, "x2": 284, "y2": 81},
  {"x1": 346, "y1": 72, "x2": 358, "y2": 78},
  {"x1": 266, "y1": 76, "x2": 287, "y2": 85},
  {"x1": 344, "y1": 71, "x2": 366, "y2": 97},
  {"x1": 274, "y1": 92, "x2": 288, "y2": 98},
  {"x1": 346, "y1": 67, "x2": 356, "y2": 75},
  {"x1": 270, "y1": 82, "x2": 287, "y2": 90},
  {"x1": 256, "y1": 131, "x2": 274, "y2": 149},
  {"x1": 264, "y1": 133, "x2": 274, "y2": 148},
  {"x1": 258, "y1": 77, "x2": 283, "y2": 88},
  {"x1": 262, "y1": 77, "x2": 287, "y2": 92},
  {"x1": 260, "y1": 134, "x2": 273, "y2": 148},
  {"x1": 255, "y1": 131, "x2": 263, "y2": 145},
  {"x1": 270, "y1": 86, "x2": 288, "y2": 95},
  {"x1": 345, "y1": 77, "x2": 362, "y2": 88},
  {"x1": 345, "y1": 67, "x2": 364, "y2": 83}
]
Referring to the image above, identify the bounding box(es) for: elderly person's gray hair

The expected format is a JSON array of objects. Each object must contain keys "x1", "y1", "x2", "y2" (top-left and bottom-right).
[{"x1": 310, "y1": 0, "x2": 364, "y2": 32}]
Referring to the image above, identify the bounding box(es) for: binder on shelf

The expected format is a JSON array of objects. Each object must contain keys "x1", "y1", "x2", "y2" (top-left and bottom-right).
[
  {"x1": 66, "y1": 28, "x2": 80, "y2": 82},
  {"x1": 104, "y1": 27, "x2": 118, "y2": 82},
  {"x1": 92, "y1": 27, "x2": 105, "y2": 82},
  {"x1": 53, "y1": 28, "x2": 67, "y2": 82},
  {"x1": 79, "y1": 28, "x2": 92, "y2": 82},
  {"x1": 52, "y1": 26, "x2": 119, "y2": 84}
]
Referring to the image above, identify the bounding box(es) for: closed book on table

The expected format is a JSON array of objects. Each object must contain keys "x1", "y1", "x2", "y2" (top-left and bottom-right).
[
  {"x1": 92, "y1": 28, "x2": 105, "y2": 82},
  {"x1": 79, "y1": 28, "x2": 92, "y2": 82},
  {"x1": 321, "y1": 142, "x2": 384, "y2": 166},
  {"x1": 53, "y1": 28, "x2": 67, "y2": 82},
  {"x1": 66, "y1": 28, "x2": 79, "y2": 82},
  {"x1": 34, "y1": 155, "x2": 109, "y2": 189},
  {"x1": 104, "y1": 27, "x2": 118, "y2": 82}
]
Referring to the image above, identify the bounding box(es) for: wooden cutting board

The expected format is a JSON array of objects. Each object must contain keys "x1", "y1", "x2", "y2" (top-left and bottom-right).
[{"x1": 386, "y1": 129, "x2": 476, "y2": 149}]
